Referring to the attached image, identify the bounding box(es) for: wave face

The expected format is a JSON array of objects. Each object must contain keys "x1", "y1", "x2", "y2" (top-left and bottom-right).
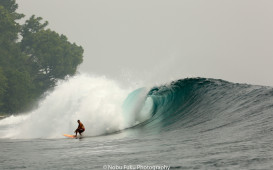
[{"x1": 134, "y1": 78, "x2": 273, "y2": 140}]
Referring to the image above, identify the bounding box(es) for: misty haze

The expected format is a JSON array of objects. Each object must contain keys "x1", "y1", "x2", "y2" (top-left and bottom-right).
[{"x1": 1, "y1": 1, "x2": 273, "y2": 170}]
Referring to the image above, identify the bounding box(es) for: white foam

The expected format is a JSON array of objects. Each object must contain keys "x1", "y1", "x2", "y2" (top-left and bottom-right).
[{"x1": 0, "y1": 74, "x2": 151, "y2": 139}]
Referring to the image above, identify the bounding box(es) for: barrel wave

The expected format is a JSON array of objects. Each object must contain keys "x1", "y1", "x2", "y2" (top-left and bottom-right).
[
  {"x1": 1, "y1": 76, "x2": 273, "y2": 144},
  {"x1": 134, "y1": 78, "x2": 273, "y2": 142}
]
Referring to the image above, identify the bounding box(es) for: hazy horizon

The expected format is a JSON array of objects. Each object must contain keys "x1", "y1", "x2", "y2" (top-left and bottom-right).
[{"x1": 17, "y1": 0, "x2": 273, "y2": 86}]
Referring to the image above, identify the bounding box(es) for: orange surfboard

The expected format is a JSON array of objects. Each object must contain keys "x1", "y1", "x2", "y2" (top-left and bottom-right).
[{"x1": 63, "y1": 134, "x2": 76, "y2": 138}]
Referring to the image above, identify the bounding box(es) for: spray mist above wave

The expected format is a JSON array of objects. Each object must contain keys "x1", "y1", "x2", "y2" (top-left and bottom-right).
[{"x1": 0, "y1": 74, "x2": 152, "y2": 139}]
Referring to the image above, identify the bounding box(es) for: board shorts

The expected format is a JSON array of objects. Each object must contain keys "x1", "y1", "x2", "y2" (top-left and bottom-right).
[{"x1": 78, "y1": 129, "x2": 85, "y2": 133}]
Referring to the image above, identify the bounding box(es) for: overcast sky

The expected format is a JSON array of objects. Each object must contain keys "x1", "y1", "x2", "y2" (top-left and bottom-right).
[{"x1": 17, "y1": 0, "x2": 273, "y2": 86}]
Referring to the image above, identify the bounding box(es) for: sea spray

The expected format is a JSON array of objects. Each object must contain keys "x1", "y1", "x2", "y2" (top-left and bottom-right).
[{"x1": 0, "y1": 74, "x2": 151, "y2": 139}]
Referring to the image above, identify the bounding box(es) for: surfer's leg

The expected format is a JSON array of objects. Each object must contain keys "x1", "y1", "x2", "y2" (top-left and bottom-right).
[{"x1": 79, "y1": 129, "x2": 84, "y2": 136}]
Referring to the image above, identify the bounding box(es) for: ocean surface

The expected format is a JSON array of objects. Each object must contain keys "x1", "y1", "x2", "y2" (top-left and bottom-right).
[{"x1": 1, "y1": 75, "x2": 273, "y2": 169}]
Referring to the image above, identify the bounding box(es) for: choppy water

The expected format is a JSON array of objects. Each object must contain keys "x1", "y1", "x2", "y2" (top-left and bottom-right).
[{"x1": 1, "y1": 76, "x2": 273, "y2": 169}]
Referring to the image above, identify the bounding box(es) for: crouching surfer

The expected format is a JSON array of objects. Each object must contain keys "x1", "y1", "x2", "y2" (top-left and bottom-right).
[{"x1": 74, "y1": 120, "x2": 85, "y2": 137}]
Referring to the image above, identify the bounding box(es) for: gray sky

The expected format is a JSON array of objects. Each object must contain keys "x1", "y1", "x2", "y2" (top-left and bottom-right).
[{"x1": 17, "y1": 0, "x2": 273, "y2": 86}]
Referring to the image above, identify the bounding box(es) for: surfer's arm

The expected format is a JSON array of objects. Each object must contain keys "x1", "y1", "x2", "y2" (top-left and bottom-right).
[{"x1": 74, "y1": 125, "x2": 81, "y2": 132}]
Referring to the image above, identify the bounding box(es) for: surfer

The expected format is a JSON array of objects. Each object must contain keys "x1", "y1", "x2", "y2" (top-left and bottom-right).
[{"x1": 74, "y1": 120, "x2": 85, "y2": 137}]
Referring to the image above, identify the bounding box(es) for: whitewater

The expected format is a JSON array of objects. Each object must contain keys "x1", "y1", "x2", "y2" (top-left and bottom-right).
[
  {"x1": 0, "y1": 74, "x2": 151, "y2": 139},
  {"x1": 1, "y1": 74, "x2": 273, "y2": 169}
]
